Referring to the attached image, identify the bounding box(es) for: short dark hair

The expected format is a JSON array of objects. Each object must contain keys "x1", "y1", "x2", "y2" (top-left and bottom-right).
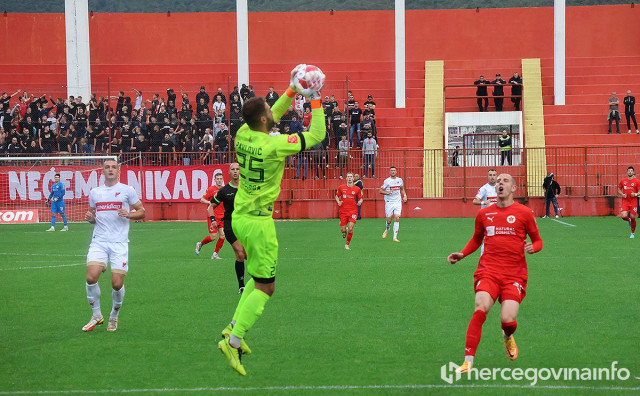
[
  {"x1": 488, "y1": 168, "x2": 497, "y2": 173},
  {"x1": 54, "y1": 173, "x2": 60, "y2": 177},
  {"x1": 390, "y1": 166, "x2": 397, "y2": 170},
  {"x1": 628, "y1": 166, "x2": 635, "y2": 171},
  {"x1": 242, "y1": 97, "x2": 268, "y2": 130}
]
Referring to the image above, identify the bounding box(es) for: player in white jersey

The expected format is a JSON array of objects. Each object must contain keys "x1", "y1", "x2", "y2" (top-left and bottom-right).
[
  {"x1": 82, "y1": 159, "x2": 145, "y2": 332},
  {"x1": 380, "y1": 166, "x2": 407, "y2": 242},
  {"x1": 473, "y1": 168, "x2": 498, "y2": 255},
  {"x1": 474, "y1": 168, "x2": 498, "y2": 208}
]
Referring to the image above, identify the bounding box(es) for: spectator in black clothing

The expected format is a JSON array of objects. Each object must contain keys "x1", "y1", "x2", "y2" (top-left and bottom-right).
[
  {"x1": 197, "y1": 108, "x2": 213, "y2": 135},
  {"x1": 160, "y1": 133, "x2": 175, "y2": 165},
  {"x1": 247, "y1": 85, "x2": 256, "y2": 99},
  {"x1": 120, "y1": 124, "x2": 134, "y2": 152},
  {"x1": 110, "y1": 136, "x2": 122, "y2": 155},
  {"x1": 214, "y1": 88, "x2": 227, "y2": 104},
  {"x1": 7, "y1": 136, "x2": 22, "y2": 154},
  {"x1": 26, "y1": 140, "x2": 41, "y2": 154},
  {"x1": 214, "y1": 125, "x2": 230, "y2": 163},
  {"x1": 111, "y1": 91, "x2": 125, "y2": 115},
  {"x1": 624, "y1": 90, "x2": 638, "y2": 134},
  {"x1": 132, "y1": 134, "x2": 149, "y2": 153},
  {"x1": 229, "y1": 93, "x2": 242, "y2": 116},
  {"x1": 451, "y1": 145, "x2": 460, "y2": 166},
  {"x1": 349, "y1": 102, "x2": 363, "y2": 147},
  {"x1": 509, "y1": 72, "x2": 523, "y2": 111},
  {"x1": 40, "y1": 124, "x2": 56, "y2": 153},
  {"x1": 335, "y1": 119, "x2": 348, "y2": 148},
  {"x1": 75, "y1": 107, "x2": 88, "y2": 135},
  {"x1": 167, "y1": 88, "x2": 176, "y2": 107},
  {"x1": 322, "y1": 95, "x2": 334, "y2": 129},
  {"x1": 196, "y1": 97, "x2": 208, "y2": 115},
  {"x1": 474, "y1": 75, "x2": 490, "y2": 112},
  {"x1": 196, "y1": 86, "x2": 210, "y2": 108},
  {"x1": 240, "y1": 84, "x2": 250, "y2": 101},
  {"x1": 492, "y1": 73, "x2": 506, "y2": 112},
  {"x1": 542, "y1": 173, "x2": 562, "y2": 218},
  {"x1": 57, "y1": 128, "x2": 72, "y2": 155},
  {"x1": 201, "y1": 138, "x2": 213, "y2": 165},
  {"x1": 266, "y1": 87, "x2": 279, "y2": 107}
]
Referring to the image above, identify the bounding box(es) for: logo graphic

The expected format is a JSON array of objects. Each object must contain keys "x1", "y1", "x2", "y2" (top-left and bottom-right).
[
  {"x1": 288, "y1": 135, "x2": 299, "y2": 144},
  {"x1": 487, "y1": 216, "x2": 494, "y2": 222},
  {"x1": 96, "y1": 202, "x2": 123, "y2": 212},
  {"x1": 486, "y1": 225, "x2": 495, "y2": 236},
  {"x1": 513, "y1": 282, "x2": 524, "y2": 295},
  {"x1": 507, "y1": 215, "x2": 516, "y2": 224},
  {"x1": 115, "y1": 192, "x2": 121, "y2": 197},
  {"x1": 0, "y1": 209, "x2": 39, "y2": 224},
  {"x1": 441, "y1": 362, "x2": 461, "y2": 384}
]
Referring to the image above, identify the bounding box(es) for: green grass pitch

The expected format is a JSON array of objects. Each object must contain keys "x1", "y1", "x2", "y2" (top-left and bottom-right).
[{"x1": 0, "y1": 217, "x2": 638, "y2": 395}]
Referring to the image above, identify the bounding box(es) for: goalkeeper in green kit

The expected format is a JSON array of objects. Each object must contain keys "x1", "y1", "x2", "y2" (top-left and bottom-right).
[{"x1": 218, "y1": 64, "x2": 326, "y2": 375}]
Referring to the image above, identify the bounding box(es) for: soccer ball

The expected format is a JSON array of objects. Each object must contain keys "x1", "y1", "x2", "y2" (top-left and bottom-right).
[{"x1": 293, "y1": 64, "x2": 325, "y2": 97}]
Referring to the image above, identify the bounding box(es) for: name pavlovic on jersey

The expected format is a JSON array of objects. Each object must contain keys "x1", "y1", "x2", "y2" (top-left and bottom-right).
[
  {"x1": 381, "y1": 177, "x2": 404, "y2": 204},
  {"x1": 476, "y1": 183, "x2": 498, "y2": 208},
  {"x1": 89, "y1": 182, "x2": 139, "y2": 243}
]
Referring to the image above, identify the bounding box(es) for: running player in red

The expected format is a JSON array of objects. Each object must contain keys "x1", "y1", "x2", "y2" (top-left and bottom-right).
[
  {"x1": 617, "y1": 166, "x2": 640, "y2": 238},
  {"x1": 335, "y1": 172, "x2": 363, "y2": 250},
  {"x1": 447, "y1": 173, "x2": 543, "y2": 372},
  {"x1": 195, "y1": 171, "x2": 226, "y2": 259}
]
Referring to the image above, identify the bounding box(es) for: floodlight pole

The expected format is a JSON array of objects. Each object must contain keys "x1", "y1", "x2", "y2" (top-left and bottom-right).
[
  {"x1": 237, "y1": 0, "x2": 249, "y2": 88},
  {"x1": 395, "y1": 0, "x2": 406, "y2": 108}
]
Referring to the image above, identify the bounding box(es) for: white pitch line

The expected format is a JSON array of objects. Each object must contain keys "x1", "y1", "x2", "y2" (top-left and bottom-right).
[
  {"x1": 0, "y1": 383, "x2": 637, "y2": 394},
  {"x1": 550, "y1": 218, "x2": 577, "y2": 227},
  {"x1": 0, "y1": 252, "x2": 84, "y2": 257},
  {"x1": 0, "y1": 263, "x2": 84, "y2": 271}
]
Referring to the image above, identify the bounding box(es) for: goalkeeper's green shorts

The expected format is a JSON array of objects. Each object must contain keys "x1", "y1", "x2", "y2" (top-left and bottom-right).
[{"x1": 232, "y1": 214, "x2": 278, "y2": 283}]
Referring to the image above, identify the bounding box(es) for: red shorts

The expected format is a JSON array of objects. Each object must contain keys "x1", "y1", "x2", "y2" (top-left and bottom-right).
[
  {"x1": 207, "y1": 216, "x2": 224, "y2": 233},
  {"x1": 473, "y1": 272, "x2": 527, "y2": 304},
  {"x1": 620, "y1": 202, "x2": 638, "y2": 216},
  {"x1": 339, "y1": 211, "x2": 358, "y2": 227}
]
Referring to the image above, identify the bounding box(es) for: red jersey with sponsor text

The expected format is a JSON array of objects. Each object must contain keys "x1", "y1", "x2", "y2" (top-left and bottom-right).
[
  {"x1": 618, "y1": 178, "x2": 640, "y2": 203},
  {"x1": 473, "y1": 202, "x2": 541, "y2": 279},
  {"x1": 203, "y1": 185, "x2": 225, "y2": 219},
  {"x1": 336, "y1": 184, "x2": 362, "y2": 214}
]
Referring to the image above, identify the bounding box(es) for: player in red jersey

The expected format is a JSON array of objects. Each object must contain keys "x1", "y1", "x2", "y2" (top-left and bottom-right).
[
  {"x1": 617, "y1": 166, "x2": 640, "y2": 238},
  {"x1": 195, "y1": 171, "x2": 226, "y2": 259},
  {"x1": 335, "y1": 172, "x2": 363, "y2": 250},
  {"x1": 447, "y1": 173, "x2": 543, "y2": 372}
]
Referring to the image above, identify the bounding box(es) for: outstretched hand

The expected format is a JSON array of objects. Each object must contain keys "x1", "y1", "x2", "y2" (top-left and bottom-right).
[{"x1": 447, "y1": 252, "x2": 464, "y2": 264}]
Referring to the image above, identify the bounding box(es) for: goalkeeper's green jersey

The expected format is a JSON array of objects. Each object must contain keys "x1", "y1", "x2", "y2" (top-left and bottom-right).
[{"x1": 234, "y1": 91, "x2": 326, "y2": 217}]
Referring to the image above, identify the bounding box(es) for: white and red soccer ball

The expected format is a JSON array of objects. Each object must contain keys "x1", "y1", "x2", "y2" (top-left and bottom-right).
[{"x1": 293, "y1": 64, "x2": 325, "y2": 97}]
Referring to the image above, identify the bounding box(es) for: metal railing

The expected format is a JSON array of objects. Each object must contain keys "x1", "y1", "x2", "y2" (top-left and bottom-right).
[{"x1": 1, "y1": 146, "x2": 635, "y2": 200}]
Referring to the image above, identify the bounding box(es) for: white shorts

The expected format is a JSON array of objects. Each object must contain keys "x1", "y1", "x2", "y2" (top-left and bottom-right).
[
  {"x1": 87, "y1": 240, "x2": 129, "y2": 273},
  {"x1": 385, "y1": 202, "x2": 402, "y2": 218}
]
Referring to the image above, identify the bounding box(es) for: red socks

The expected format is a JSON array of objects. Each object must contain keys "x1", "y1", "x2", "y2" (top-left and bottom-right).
[
  {"x1": 622, "y1": 216, "x2": 630, "y2": 222},
  {"x1": 464, "y1": 310, "x2": 487, "y2": 356},
  {"x1": 501, "y1": 321, "x2": 518, "y2": 338},
  {"x1": 346, "y1": 231, "x2": 353, "y2": 245},
  {"x1": 214, "y1": 237, "x2": 225, "y2": 253},
  {"x1": 201, "y1": 235, "x2": 213, "y2": 245},
  {"x1": 631, "y1": 218, "x2": 637, "y2": 233}
]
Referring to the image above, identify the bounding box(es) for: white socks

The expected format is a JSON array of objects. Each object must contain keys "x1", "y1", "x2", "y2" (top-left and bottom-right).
[
  {"x1": 86, "y1": 282, "x2": 102, "y2": 318},
  {"x1": 393, "y1": 222, "x2": 399, "y2": 238},
  {"x1": 465, "y1": 355, "x2": 474, "y2": 365},
  {"x1": 110, "y1": 285, "x2": 125, "y2": 319}
]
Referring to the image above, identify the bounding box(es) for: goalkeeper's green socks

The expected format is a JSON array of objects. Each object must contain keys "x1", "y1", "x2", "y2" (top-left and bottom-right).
[
  {"x1": 232, "y1": 278, "x2": 255, "y2": 322},
  {"x1": 230, "y1": 287, "x2": 270, "y2": 347}
]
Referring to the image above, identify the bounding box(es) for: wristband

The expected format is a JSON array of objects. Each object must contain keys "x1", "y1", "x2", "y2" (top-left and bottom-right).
[
  {"x1": 209, "y1": 216, "x2": 216, "y2": 223},
  {"x1": 310, "y1": 99, "x2": 322, "y2": 109},
  {"x1": 285, "y1": 88, "x2": 296, "y2": 98}
]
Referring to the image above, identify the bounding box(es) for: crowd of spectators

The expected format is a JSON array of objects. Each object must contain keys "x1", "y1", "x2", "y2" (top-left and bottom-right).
[{"x1": 0, "y1": 85, "x2": 381, "y2": 177}]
